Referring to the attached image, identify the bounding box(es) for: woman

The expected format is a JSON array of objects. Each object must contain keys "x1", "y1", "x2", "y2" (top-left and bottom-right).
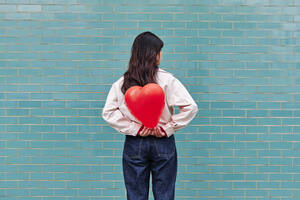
[{"x1": 102, "y1": 31, "x2": 198, "y2": 200}]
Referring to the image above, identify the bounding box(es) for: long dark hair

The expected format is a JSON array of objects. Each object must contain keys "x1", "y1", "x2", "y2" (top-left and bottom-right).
[{"x1": 121, "y1": 31, "x2": 164, "y2": 95}]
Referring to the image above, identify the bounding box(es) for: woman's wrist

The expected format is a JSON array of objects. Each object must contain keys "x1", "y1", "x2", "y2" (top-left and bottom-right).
[
  {"x1": 137, "y1": 124, "x2": 144, "y2": 136},
  {"x1": 159, "y1": 126, "x2": 167, "y2": 137}
]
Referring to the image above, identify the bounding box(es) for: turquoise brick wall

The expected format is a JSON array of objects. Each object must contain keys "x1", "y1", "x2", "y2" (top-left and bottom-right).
[{"x1": 0, "y1": 0, "x2": 299, "y2": 199}]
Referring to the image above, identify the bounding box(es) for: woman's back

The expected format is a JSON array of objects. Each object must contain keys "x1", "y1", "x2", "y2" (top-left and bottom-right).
[{"x1": 102, "y1": 67, "x2": 198, "y2": 138}]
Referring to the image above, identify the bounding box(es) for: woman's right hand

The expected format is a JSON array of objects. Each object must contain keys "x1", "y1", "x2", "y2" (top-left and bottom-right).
[{"x1": 151, "y1": 126, "x2": 167, "y2": 138}]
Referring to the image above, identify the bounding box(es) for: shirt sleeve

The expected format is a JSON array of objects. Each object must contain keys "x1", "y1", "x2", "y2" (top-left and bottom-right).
[
  {"x1": 160, "y1": 76, "x2": 199, "y2": 137},
  {"x1": 101, "y1": 82, "x2": 143, "y2": 136}
]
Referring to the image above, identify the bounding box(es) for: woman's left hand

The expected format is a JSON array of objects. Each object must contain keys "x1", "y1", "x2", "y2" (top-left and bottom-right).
[{"x1": 139, "y1": 126, "x2": 153, "y2": 137}]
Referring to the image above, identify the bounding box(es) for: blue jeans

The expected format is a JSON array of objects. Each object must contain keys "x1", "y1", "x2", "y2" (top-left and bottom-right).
[{"x1": 122, "y1": 134, "x2": 177, "y2": 200}]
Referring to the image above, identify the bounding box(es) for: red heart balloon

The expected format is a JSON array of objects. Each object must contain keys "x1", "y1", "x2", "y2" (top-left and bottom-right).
[{"x1": 125, "y1": 83, "x2": 165, "y2": 129}]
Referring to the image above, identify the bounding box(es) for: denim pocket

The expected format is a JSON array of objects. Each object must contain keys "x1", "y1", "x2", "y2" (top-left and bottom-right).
[
  {"x1": 123, "y1": 135, "x2": 142, "y2": 159},
  {"x1": 154, "y1": 135, "x2": 176, "y2": 158}
]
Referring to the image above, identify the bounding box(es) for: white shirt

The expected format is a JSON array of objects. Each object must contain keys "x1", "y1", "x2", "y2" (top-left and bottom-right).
[{"x1": 101, "y1": 68, "x2": 198, "y2": 137}]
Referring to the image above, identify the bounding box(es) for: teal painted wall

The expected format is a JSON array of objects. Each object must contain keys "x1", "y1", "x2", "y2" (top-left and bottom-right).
[{"x1": 0, "y1": 0, "x2": 300, "y2": 199}]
